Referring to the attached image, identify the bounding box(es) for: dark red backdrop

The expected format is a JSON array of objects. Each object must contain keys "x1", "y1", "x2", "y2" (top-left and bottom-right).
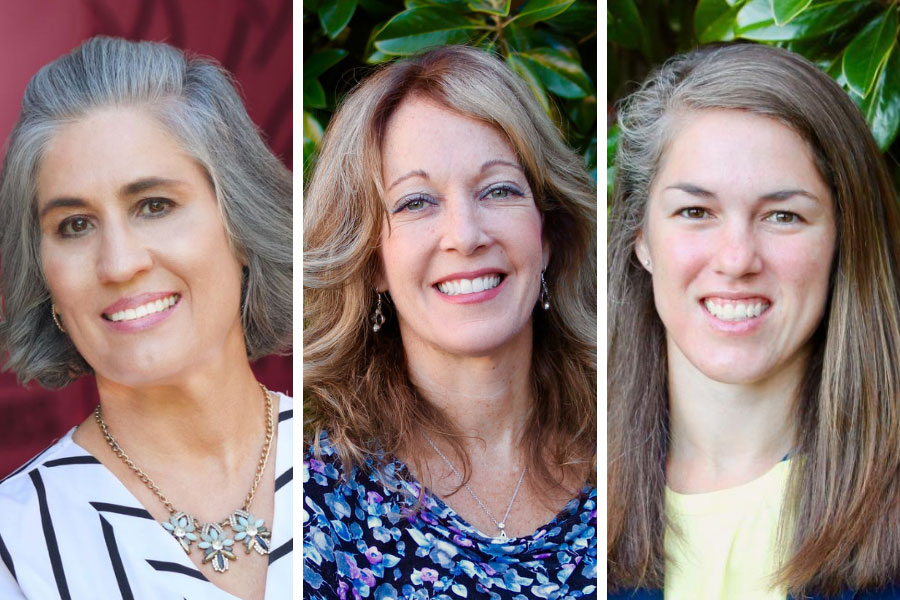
[{"x1": 0, "y1": 0, "x2": 292, "y2": 478}]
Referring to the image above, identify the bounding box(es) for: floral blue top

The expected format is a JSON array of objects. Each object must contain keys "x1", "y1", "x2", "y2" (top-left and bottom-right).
[{"x1": 303, "y1": 433, "x2": 597, "y2": 599}]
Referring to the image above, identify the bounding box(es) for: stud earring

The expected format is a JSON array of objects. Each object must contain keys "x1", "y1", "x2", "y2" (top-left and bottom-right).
[
  {"x1": 540, "y1": 271, "x2": 551, "y2": 311},
  {"x1": 51, "y1": 303, "x2": 66, "y2": 333},
  {"x1": 643, "y1": 259, "x2": 650, "y2": 267},
  {"x1": 371, "y1": 292, "x2": 385, "y2": 332}
]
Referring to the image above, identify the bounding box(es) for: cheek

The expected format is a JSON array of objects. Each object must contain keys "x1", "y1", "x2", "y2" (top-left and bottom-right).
[{"x1": 652, "y1": 228, "x2": 709, "y2": 286}]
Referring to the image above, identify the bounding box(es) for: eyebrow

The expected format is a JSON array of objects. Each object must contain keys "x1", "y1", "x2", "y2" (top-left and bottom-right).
[
  {"x1": 386, "y1": 159, "x2": 524, "y2": 191},
  {"x1": 39, "y1": 177, "x2": 187, "y2": 219},
  {"x1": 664, "y1": 182, "x2": 822, "y2": 203}
]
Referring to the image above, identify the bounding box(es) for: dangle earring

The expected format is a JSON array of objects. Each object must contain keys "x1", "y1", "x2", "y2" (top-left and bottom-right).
[
  {"x1": 51, "y1": 303, "x2": 66, "y2": 333},
  {"x1": 540, "y1": 271, "x2": 551, "y2": 311},
  {"x1": 371, "y1": 292, "x2": 385, "y2": 332}
]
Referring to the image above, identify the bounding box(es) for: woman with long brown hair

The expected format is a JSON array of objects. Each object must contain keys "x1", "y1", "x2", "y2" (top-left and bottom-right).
[
  {"x1": 304, "y1": 45, "x2": 596, "y2": 597},
  {"x1": 608, "y1": 42, "x2": 900, "y2": 599}
]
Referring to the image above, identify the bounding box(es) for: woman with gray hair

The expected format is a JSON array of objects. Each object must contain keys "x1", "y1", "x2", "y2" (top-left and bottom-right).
[
  {"x1": 609, "y1": 43, "x2": 900, "y2": 599},
  {"x1": 0, "y1": 37, "x2": 292, "y2": 599},
  {"x1": 304, "y1": 45, "x2": 596, "y2": 598}
]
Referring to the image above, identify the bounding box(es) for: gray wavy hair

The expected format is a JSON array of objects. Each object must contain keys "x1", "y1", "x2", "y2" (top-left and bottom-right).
[{"x1": 0, "y1": 36, "x2": 292, "y2": 389}]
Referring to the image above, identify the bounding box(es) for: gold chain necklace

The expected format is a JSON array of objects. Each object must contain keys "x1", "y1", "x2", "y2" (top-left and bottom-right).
[{"x1": 95, "y1": 383, "x2": 274, "y2": 574}]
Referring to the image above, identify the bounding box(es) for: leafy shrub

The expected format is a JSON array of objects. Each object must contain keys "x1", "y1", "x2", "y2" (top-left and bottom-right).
[
  {"x1": 608, "y1": 0, "x2": 900, "y2": 199},
  {"x1": 303, "y1": 0, "x2": 597, "y2": 185}
]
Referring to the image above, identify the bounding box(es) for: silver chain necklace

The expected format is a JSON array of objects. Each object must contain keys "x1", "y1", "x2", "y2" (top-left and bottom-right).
[
  {"x1": 422, "y1": 433, "x2": 526, "y2": 543},
  {"x1": 96, "y1": 383, "x2": 274, "y2": 574}
]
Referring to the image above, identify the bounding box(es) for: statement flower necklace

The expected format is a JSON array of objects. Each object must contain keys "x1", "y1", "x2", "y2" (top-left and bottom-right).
[{"x1": 95, "y1": 383, "x2": 274, "y2": 574}]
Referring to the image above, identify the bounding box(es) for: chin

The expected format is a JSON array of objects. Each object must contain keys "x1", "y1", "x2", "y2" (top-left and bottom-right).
[{"x1": 688, "y1": 355, "x2": 777, "y2": 385}]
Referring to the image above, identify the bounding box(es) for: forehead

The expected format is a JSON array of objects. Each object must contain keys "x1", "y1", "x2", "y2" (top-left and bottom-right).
[
  {"x1": 653, "y1": 109, "x2": 828, "y2": 198},
  {"x1": 380, "y1": 96, "x2": 518, "y2": 177},
  {"x1": 36, "y1": 107, "x2": 202, "y2": 203}
]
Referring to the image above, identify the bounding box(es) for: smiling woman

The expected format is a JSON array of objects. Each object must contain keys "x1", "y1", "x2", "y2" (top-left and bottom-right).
[
  {"x1": 0, "y1": 37, "x2": 292, "y2": 600},
  {"x1": 303, "y1": 46, "x2": 597, "y2": 598},
  {"x1": 608, "y1": 43, "x2": 900, "y2": 599}
]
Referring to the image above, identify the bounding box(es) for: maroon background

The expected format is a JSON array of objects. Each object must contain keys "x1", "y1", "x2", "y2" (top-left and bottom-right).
[{"x1": 0, "y1": 0, "x2": 292, "y2": 478}]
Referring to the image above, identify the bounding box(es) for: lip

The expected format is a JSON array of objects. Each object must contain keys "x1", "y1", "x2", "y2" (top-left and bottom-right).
[
  {"x1": 432, "y1": 268, "x2": 507, "y2": 286},
  {"x1": 433, "y1": 269, "x2": 507, "y2": 304},
  {"x1": 699, "y1": 294, "x2": 772, "y2": 335},
  {"x1": 102, "y1": 291, "x2": 180, "y2": 315},
  {"x1": 101, "y1": 292, "x2": 180, "y2": 333}
]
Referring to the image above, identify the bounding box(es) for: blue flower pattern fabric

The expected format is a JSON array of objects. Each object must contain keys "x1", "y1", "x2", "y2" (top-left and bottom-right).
[{"x1": 303, "y1": 434, "x2": 597, "y2": 599}]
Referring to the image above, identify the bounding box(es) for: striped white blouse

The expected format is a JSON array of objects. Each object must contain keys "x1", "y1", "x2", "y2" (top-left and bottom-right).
[{"x1": 0, "y1": 394, "x2": 293, "y2": 600}]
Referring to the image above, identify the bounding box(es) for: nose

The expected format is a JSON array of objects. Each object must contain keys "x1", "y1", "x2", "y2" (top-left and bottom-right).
[
  {"x1": 438, "y1": 196, "x2": 491, "y2": 255},
  {"x1": 95, "y1": 221, "x2": 153, "y2": 283},
  {"x1": 711, "y1": 221, "x2": 763, "y2": 278}
]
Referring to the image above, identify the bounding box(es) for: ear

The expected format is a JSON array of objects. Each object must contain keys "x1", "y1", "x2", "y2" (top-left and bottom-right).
[{"x1": 634, "y1": 230, "x2": 651, "y2": 273}]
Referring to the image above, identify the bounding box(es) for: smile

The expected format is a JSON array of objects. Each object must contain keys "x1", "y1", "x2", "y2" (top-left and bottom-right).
[
  {"x1": 436, "y1": 274, "x2": 503, "y2": 296},
  {"x1": 104, "y1": 294, "x2": 180, "y2": 322},
  {"x1": 703, "y1": 298, "x2": 770, "y2": 322}
]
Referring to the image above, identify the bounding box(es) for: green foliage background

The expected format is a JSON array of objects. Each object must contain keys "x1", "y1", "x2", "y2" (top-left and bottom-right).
[
  {"x1": 608, "y1": 0, "x2": 900, "y2": 200},
  {"x1": 303, "y1": 0, "x2": 597, "y2": 186}
]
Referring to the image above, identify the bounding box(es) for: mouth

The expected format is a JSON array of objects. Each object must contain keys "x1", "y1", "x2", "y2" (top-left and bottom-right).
[
  {"x1": 103, "y1": 293, "x2": 180, "y2": 323},
  {"x1": 435, "y1": 274, "x2": 504, "y2": 296},
  {"x1": 703, "y1": 297, "x2": 771, "y2": 322}
]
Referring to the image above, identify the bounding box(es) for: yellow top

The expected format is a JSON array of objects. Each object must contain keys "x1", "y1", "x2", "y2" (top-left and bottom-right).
[{"x1": 664, "y1": 460, "x2": 791, "y2": 600}]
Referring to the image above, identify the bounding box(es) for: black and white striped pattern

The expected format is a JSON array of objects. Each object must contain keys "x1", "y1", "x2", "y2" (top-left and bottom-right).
[{"x1": 0, "y1": 395, "x2": 293, "y2": 600}]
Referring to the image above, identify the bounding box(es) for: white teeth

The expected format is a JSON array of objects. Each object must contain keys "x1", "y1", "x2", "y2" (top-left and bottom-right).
[
  {"x1": 437, "y1": 275, "x2": 502, "y2": 296},
  {"x1": 107, "y1": 294, "x2": 178, "y2": 322},
  {"x1": 704, "y1": 299, "x2": 769, "y2": 322}
]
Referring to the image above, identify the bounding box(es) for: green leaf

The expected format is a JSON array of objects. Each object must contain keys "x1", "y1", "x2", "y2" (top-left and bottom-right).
[
  {"x1": 855, "y1": 43, "x2": 900, "y2": 150},
  {"x1": 513, "y1": 0, "x2": 575, "y2": 27},
  {"x1": 467, "y1": 0, "x2": 510, "y2": 16},
  {"x1": 607, "y1": 0, "x2": 643, "y2": 49},
  {"x1": 772, "y1": 0, "x2": 812, "y2": 25},
  {"x1": 303, "y1": 111, "x2": 325, "y2": 177},
  {"x1": 584, "y1": 134, "x2": 597, "y2": 169},
  {"x1": 694, "y1": 0, "x2": 745, "y2": 43},
  {"x1": 304, "y1": 49, "x2": 348, "y2": 79},
  {"x1": 842, "y1": 5, "x2": 898, "y2": 98},
  {"x1": 518, "y1": 47, "x2": 593, "y2": 98},
  {"x1": 506, "y1": 53, "x2": 550, "y2": 112},
  {"x1": 567, "y1": 95, "x2": 597, "y2": 134},
  {"x1": 736, "y1": 0, "x2": 870, "y2": 41},
  {"x1": 318, "y1": 0, "x2": 358, "y2": 39},
  {"x1": 544, "y1": 0, "x2": 596, "y2": 38},
  {"x1": 372, "y1": 7, "x2": 486, "y2": 56},
  {"x1": 607, "y1": 125, "x2": 619, "y2": 199},
  {"x1": 304, "y1": 78, "x2": 327, "y2": 109}
]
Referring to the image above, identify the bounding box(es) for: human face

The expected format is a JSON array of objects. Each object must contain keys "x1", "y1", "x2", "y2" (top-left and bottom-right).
[
  {"x1": 636, "y1": 109, "x2": 836, "y2": 385},
  {"x1": 377, "y1": 96, "x2": 548, "y2": 360},
  {"x1": 38, "y1": 108, "x2": 246, "y2": 387}
]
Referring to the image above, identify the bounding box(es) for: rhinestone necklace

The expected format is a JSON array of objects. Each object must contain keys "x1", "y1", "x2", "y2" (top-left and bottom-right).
[
  {"x1": 95, "y1": 383, "x2": 274, "y2": 574},
  {"x1": 422, "y1": 433, "x2": 527, "y2": 543}
]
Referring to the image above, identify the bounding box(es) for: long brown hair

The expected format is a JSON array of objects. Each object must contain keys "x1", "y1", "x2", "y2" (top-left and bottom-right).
[
  {"x1": 609, "y1": 43, "x2": 900, "y2": 596},
  {"x1": 304, "y1": 46, "x2": 596, "y2": 498}
]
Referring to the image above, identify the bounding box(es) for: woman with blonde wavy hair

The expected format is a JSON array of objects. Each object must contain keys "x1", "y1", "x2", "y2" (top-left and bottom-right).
[
  {"x1": 609, "y1": 43, "x2": 900, "y2": 599},
  {"x1": 303, "y1": 45, "x2": 597, "y2": 597}
]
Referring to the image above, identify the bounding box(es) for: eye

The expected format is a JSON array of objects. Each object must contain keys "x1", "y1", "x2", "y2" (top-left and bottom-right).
[
  {"x1": 58, "y1": 216, "x2": 92, "y2": 237},
  {"x1": 140, "y1": 198, "x2": 174, "y2": 216},
  {"x1": 481, "y1": 184, "x2": 522, "y2": 200},
  {"x1": 765, "y1": 211, "x2": 800, "y2": 224},
  {"x1": 678, "y1": 207, "x2": 710, "y2": 219},
  {"x1": 394, "y1": 195, "x2": 434, "y2": 214}
]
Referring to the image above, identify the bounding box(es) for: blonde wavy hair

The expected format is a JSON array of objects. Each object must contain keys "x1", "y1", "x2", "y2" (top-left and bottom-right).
[{"x1": 304, "y1": 45, "x2": 596, "y2": 496}]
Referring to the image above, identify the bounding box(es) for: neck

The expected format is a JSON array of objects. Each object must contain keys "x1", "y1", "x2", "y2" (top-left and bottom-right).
[
  {"x1": 666, "y1": 340, "x2": 804, "y2": 493},
  {"x1": 402, "y1": 323, "x2": 534, "y2": 449},
  {"x1": 93, "y1": 359, "x2": 265, "y2": 474}
]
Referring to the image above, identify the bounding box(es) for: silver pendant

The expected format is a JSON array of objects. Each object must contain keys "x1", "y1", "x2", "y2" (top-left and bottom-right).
[
  {"x1": 198, "y1": 522, "x2": 237, "y2": 573},
  {"x1": 496, "y1": 523, "x2": 509, "y2": 543},
  {"x1": 229, "y1": 509, "x2": 272, "y2": 555}
]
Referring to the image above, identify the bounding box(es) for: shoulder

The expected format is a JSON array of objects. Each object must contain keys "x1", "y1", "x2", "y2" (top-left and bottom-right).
[{"x1": 0, "y1": 430, "x2": 91, "y2": 503}]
